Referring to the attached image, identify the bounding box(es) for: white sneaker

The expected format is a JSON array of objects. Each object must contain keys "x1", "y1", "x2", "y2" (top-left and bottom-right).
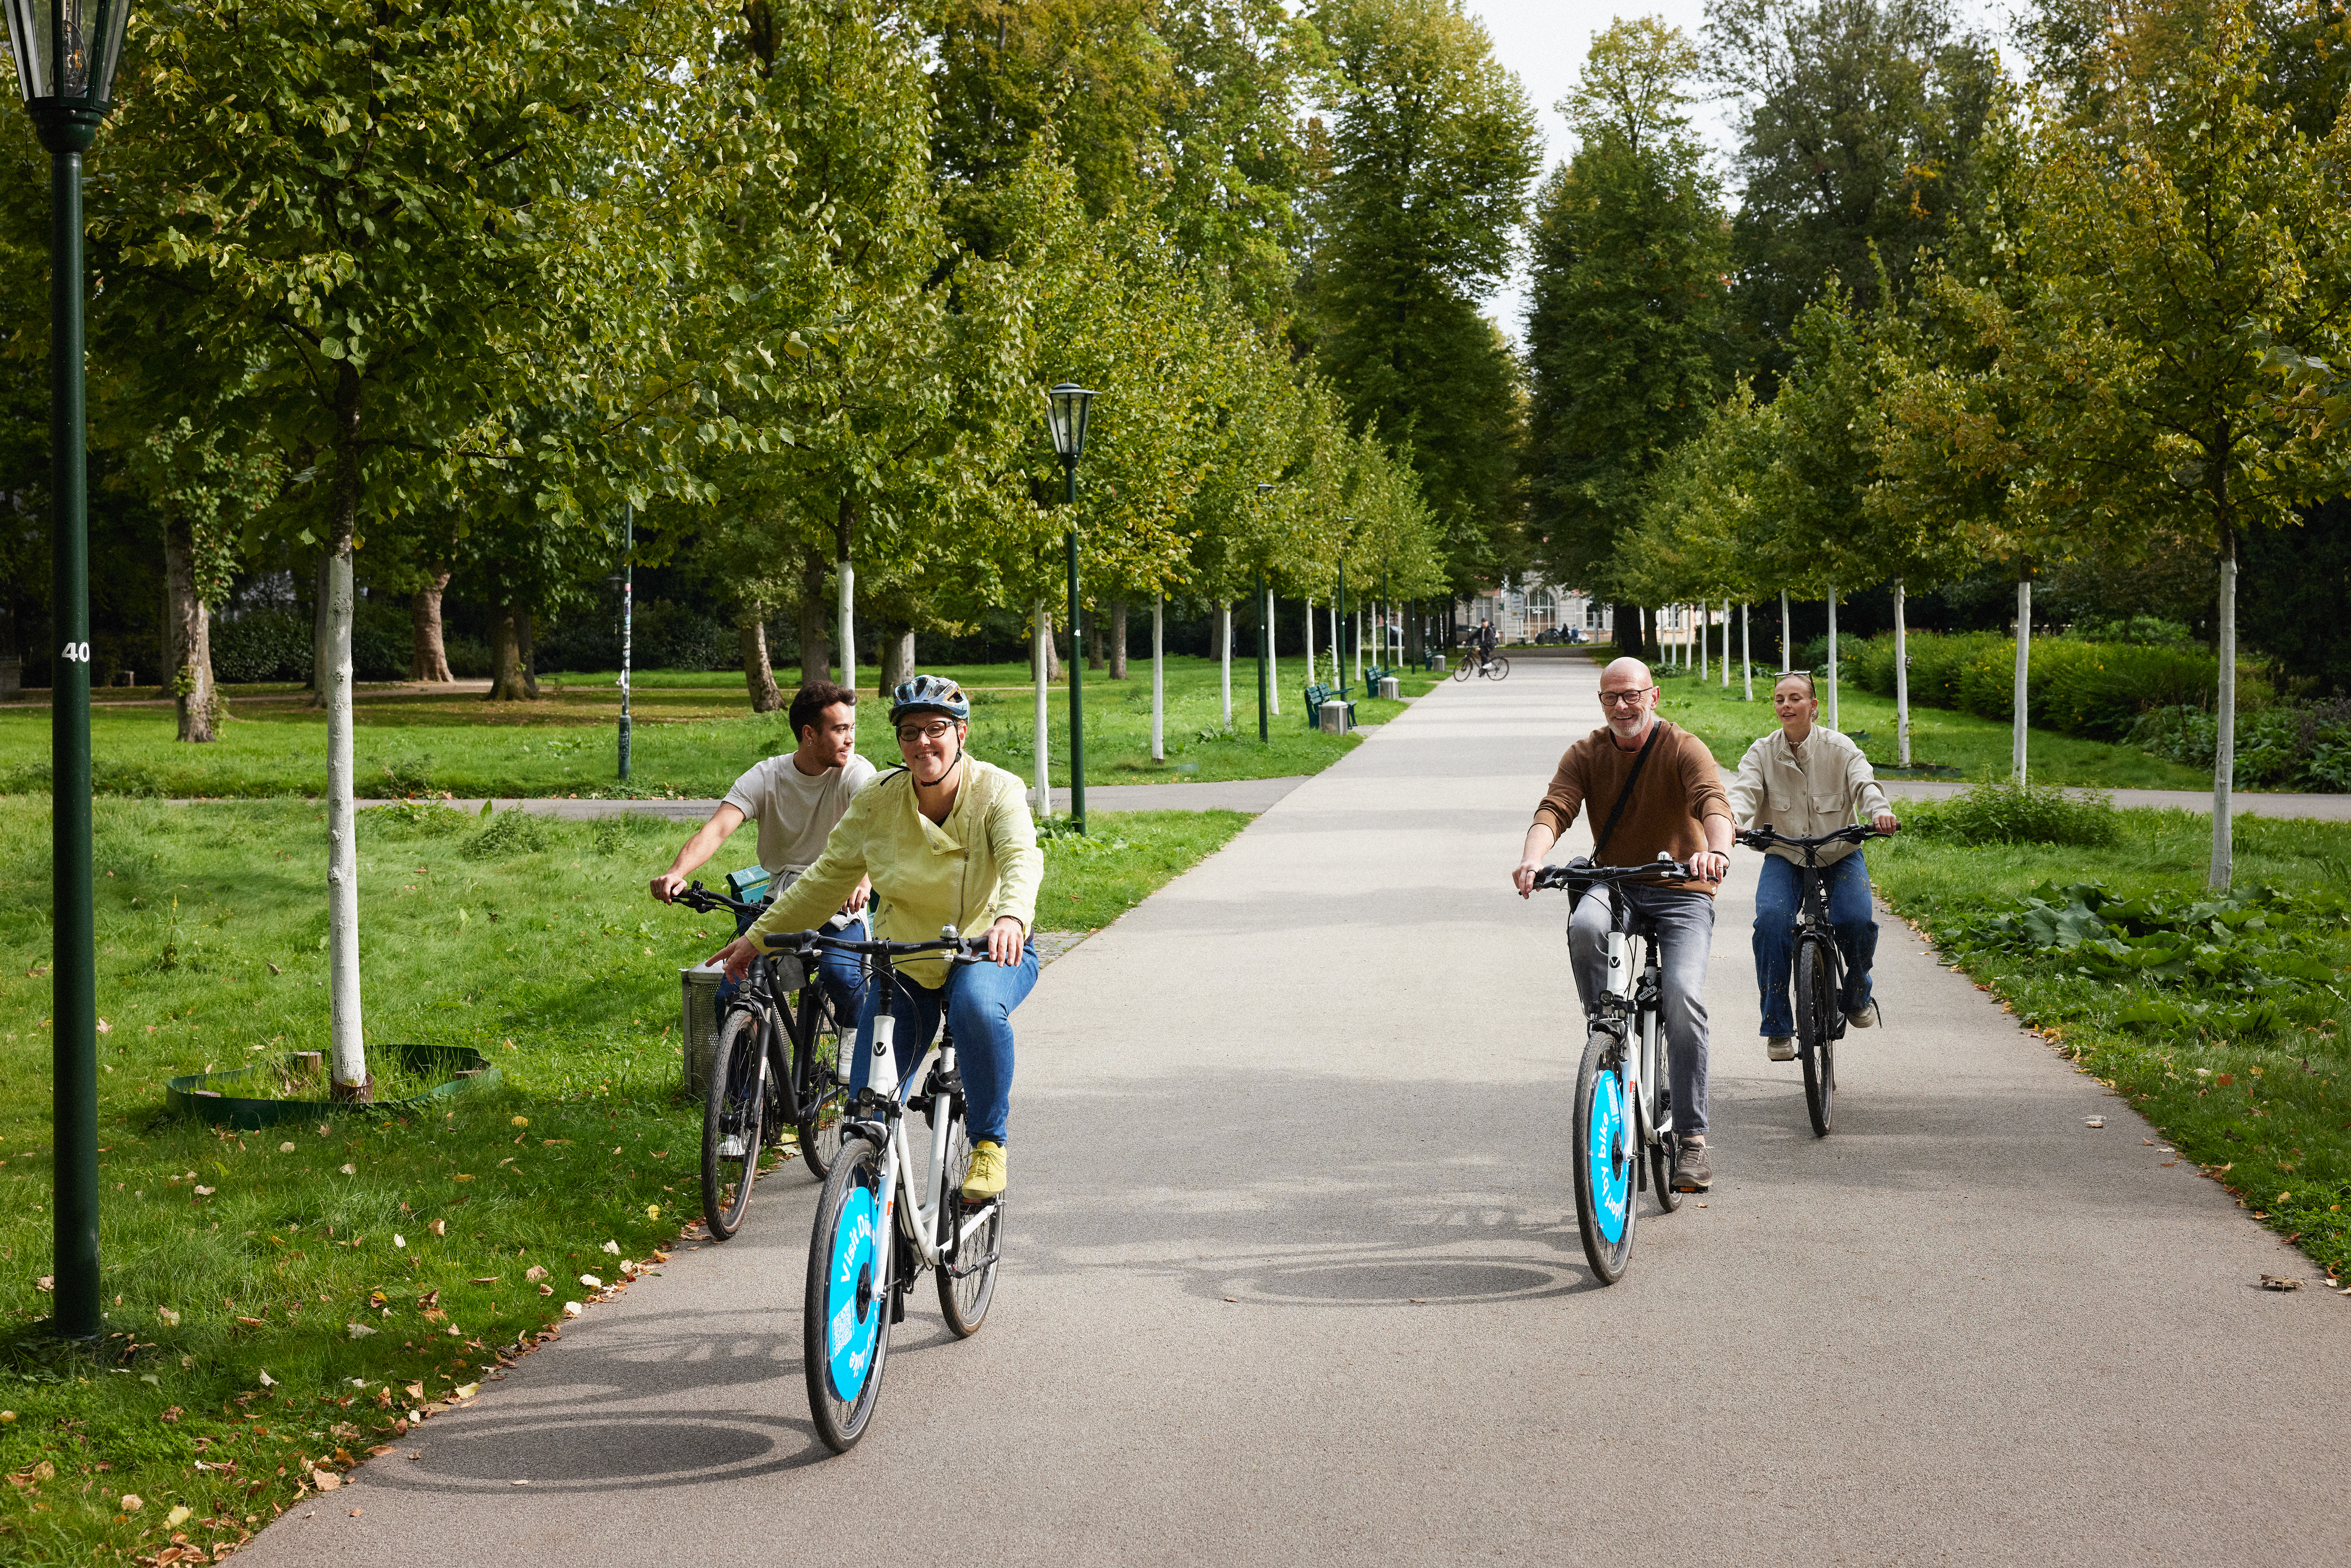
[
  {"x1": 1848, "y1": 1001, "x2": 1879, "y2": 1029},
  {"x1": 1767, "y1": 1036, "x2": 1796, "y2": 1062}
]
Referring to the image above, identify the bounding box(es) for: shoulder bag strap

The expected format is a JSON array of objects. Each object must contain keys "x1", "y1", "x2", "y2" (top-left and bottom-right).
[{"x1": 1592, "y1": 721, "x2": 1663, "y2": 859}]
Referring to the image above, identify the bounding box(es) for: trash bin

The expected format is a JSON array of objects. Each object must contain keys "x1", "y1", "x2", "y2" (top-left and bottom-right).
[
  {"x1": 680, "y1": 965, "x2": 724, "y2": 1094},
  {"x1": 1378, "y1": 676, "x2": 1401, "y2": 700},
  {"x1": 1318, "y1": 703, "x2": 1352, "y2": 735}
]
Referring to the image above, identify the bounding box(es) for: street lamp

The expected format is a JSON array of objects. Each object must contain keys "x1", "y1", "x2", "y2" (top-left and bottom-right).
[
  {"x1": 1336, "y1": 517, "x2": 1354, "y2": 702},
  {"x1": 1046, "y1": 382, "x2": 1095, "y2": 833},
  {"x1": 8, "y1": 0, "x2": 134, "y2": 1345}
]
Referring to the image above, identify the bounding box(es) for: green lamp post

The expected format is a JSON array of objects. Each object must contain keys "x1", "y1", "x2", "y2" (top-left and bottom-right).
[
  {"x1": 8, "y1": 0, "x2": 134, "y2": 1344},
  {"x1": 1046, "y1": 382, "x2": 1095, "y2": 834},
  {"x1": 1335, "y1": 516, "x2": 1354, "y2": 702},
  {"x1": 1254, "y1": 482, "x2": 1274, "y2": 743}
]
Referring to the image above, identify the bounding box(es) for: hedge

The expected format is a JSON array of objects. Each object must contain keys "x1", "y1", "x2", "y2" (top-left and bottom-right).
[{"x1": 1842, "y1": 631, "x2": 2270, "y2": 741}]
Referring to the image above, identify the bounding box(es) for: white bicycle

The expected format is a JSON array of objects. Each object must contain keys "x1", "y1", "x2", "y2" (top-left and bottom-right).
[{"x1": 765, "y1": 926, "x2": 1004, "y2": 1453}]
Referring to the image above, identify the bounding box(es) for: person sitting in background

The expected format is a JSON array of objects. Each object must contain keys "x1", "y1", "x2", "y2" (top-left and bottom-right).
[
  {"x1": 652, "y1": 679, "x2": 872, "y2": 1017},
  {"x1": 1726, "y1": 671, "x2": 1900, "y2": 1062}
]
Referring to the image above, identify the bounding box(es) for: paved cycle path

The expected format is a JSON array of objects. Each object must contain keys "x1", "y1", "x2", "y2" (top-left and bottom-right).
[{"x1": 245, "y1": 658, "x2": 2348, "y2": 1567}]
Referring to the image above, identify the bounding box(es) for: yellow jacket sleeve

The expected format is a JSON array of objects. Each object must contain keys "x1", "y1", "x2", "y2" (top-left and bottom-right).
[{"x1": 982, "y1": 774, "x2": 1043, "y2": 935}]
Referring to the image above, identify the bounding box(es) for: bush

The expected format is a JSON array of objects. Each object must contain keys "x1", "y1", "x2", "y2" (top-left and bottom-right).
[
  {"x1": 210, "y1": 609, "x2": 312, "y2": 683},
  {"x1": 442, "y1": 636, "x2": 493, "y2": 678},
  {"x1": 2129, "y1": 698, "x2": 2351, "y2": 791},
  {"x1": 1911, "y1": 777, "x2": 2122, "y2": 847},
  {"x1": 632, "y1": 601, "x2": 733, "y2": 672},
  {"x1": 1845, "y1": 629, "x2": 2270, "y2": 740},
  {"x1": 461, "y1": 809, "x2": 550, "y2": 859}
]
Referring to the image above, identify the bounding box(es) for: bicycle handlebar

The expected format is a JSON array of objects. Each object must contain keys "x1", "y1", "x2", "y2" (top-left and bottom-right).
[
  {"x1": 668, "y1": 880, "x2": 762, "y2": 917},
  {"x1": 760, "y1": 924, "x2": 989, "y2": 964},
  {"x1": 1735, "y1": 824, "x2": 1890, "y2": 851},
  {"x1": 1531, "y1": 854, "x2": 1697, "y2": 890}
]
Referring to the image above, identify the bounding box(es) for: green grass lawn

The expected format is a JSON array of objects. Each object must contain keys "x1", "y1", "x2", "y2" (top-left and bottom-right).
[
  {"x1": 1647, "y1": 662, "x2": 2214, "y2": 790},
  {"x1": 0, "y1": 657, "x2": 1441, "y2": 801},
  {"x1": 0, "y1": 796, "x2": 1249, "y2": 1565},
  {"x1": 1871, "y1": 804, "x2": 2351, "y2": 1282}
]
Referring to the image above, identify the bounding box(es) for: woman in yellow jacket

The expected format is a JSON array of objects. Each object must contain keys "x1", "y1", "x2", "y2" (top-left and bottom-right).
[{"x1": 713, "y1": 676, "x2": 1041, "y2": 1200}]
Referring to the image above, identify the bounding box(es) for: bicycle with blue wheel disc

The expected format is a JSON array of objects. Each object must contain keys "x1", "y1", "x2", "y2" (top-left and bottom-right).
[
  {"x1": 781, "y1": 925, "x2": 1002, "y2": 1452},
  {"x1": 1537, "y1": 855, "x2": 1692, "y2": 1284}
]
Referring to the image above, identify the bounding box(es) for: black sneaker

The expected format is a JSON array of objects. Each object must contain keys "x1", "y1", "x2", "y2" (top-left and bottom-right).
[{"x1": 1671, "y1": 1138, "x2": 1712, "y2": 1193}]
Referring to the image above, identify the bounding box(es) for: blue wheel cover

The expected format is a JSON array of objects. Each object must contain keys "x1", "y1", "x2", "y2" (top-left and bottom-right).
[
  {"x1": 1589, "y1": 1069, "x2": 1629, "y2": 1244},
  {"x1": 823, "y1": 1184, "x2": 882, "y2": 1402}
]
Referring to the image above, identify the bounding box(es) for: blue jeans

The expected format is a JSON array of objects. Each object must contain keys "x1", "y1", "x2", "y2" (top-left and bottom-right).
[
  {"x1": 1752, "y1": 851, "x2": 1878, "y2": 1035},
  {"x1": 1567, "y1": 884, "x2": 1713, "y2": 1138},
  {"x1": 724, "y1": 900, "x2": 867, "y2": 1025},
  {"x1": 851, "y1": 941, "x2": 1038, "y2": 1147}
]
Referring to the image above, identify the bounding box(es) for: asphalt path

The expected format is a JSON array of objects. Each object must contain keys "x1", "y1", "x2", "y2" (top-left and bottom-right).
[{"x1": 243, "y1": 658, "x2": 2349, "y2": 1566}]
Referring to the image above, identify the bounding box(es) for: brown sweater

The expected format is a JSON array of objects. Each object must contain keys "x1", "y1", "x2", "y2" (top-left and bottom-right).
[{"x1": 1531, "y1": 719, "x2": 1733, "y2": 895}]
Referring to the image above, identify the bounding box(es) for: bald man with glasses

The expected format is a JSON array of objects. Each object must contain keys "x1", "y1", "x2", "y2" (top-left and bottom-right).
[{"x1": 1512, "y1": 657, "x2": 1735, "y2": 1190}]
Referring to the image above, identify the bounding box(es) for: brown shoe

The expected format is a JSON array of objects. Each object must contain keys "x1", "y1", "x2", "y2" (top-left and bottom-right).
[{"x1": 1671, "y1": 1137, "x2": 1712, "y2": 1193}]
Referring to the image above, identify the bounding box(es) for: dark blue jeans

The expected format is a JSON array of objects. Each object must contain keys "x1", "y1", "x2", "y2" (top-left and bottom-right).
[
  {"x1": 851, "y1": 941, "x2": 1038, "y2": 1147},
  {"x1": 724, "y1": 900, "x2": 866, "y2": 1025},
  {"x1": 1752, "y1": 851, "x2": 1877, "y2": 1035}
]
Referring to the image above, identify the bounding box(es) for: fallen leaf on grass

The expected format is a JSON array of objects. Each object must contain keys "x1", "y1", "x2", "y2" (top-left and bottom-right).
[
  {"x1": 562, "y1": 1301, "x2": 582, "y2": 1318},
  {"x1": 578, "y1": 1274, "x2": 602, "y2": 1289},
  {"x1": 257, "y1": 1370, "x2": 275, "y2": 1387},
  {"x1": 346, "y1": 1324, "x2": 377, "y2": 1339},
  {"x1": 158, "y1": 1307, "x2": 179, "y2": 1327},
  {"x1": 403, "y1": 1382, "x2": 424, "y2": 1400},
  {"x1": 453, "y1": 1383, "x2": 480, "y2": 1400},
  {"x1": 120, "y1": 1494, "x2": 142, "y2": 1512},
  {"x1": 468, "y1": 1277, "x2": 499, "y2": 1285},
  {"x1": 311, "y1": 1470, "x2": 341, "y2": 1492},
  {"x1": 523, "y1": 1265, "x2": 548, "y2": 1282},
  {"x1": 428, "y1": 1219, "x2": 446, "y2": 1237}
]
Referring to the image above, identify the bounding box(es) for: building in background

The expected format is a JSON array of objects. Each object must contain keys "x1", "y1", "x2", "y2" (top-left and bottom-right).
[{"x1": 1457, "y1": 584, "x2": 1613, "y2": 645}]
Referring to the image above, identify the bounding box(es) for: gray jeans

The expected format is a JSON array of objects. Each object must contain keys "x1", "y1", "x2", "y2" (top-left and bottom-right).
[{"x1": 1567, "y1": 884, "x2": 1713, "y2": 1139}]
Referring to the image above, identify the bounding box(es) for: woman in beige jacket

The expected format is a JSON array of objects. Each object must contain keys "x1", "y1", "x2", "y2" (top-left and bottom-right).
[{"x1": 1726, "y1": 672, "x2": 1900, "y2": 1061}]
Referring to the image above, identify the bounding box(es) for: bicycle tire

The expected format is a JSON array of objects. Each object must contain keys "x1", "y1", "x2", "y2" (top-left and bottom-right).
[
  {"x1": 1642, "y1": 1009, "x2": 1683, "y2": 1213},
  {"x1": 1451, "y1": 658, "x2": 1474, "y2": 682},
  {"x1": 805, "y1": 1135, "x2": 892, "y2": 1453},
  {"x1": 701, "y1": 1007, "x2": 767, "y2": 1239},
  {"x1": 935, "y1": 1112, "x2": 1001, "y2": 1337},
  {"x1": 1571, "y1": 1025, "x2": 1638, "y2": 1284},
  {"x1": 793, "y1": 987, "x2": 847, "y2": 1182},
  {"x1": 1488, "y1": 656, "x2": 1510, "y2": 681},
  {"x1": 1795, "y1": 937, "x2": 1837, "y2": 1137}
]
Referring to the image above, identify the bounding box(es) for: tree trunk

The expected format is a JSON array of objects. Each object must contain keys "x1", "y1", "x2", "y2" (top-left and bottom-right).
[
  {"x1": 1086, "y1": 614, "x2": 1103, "y2": 671},
  {"x1": 836, "y1": 497, "x2": 858, "y2": 698},
  {"x1": 797, "y1": 549, "x2": 831, "y2": 686},
  {"x1": 1720, "y1": 599, "x2": 1731, "y2": 689},
  {"x1": 1740, "y1": 603, "x2": 1752, "y2": 701},
  {"x1": 1825, "y1": 590, "x2": 1839, "y2": 732},
  {"x1": 1610, "y1": 600, "x2": 1644, "y2": 659},
  {"x1": 164, "y1": 517, "x2": 217, "y2": 743},
  {"x1": 1780, "y1": 590, "x2": 1791, "y2": 674},
  {"x1": 741, "y1": 613, "x2": 783, "y2": 712},
  {"x1": 877, "y1": 625, "x2": 914, "y2": 695},
  {"x1": 1893, "y1": 579, "x2": 1910, "y2": 766},
  {"x1": 1219, "y1": 602, "x2": 1233, "y2": 729},
  {"x1": 1697, "y1": 602, "x2": 1708, "y2": 682},
  {"x1": 1151, "y1": 595, "x2": 1165, "y2": 760},
  {"x1": 410, "y1": 570, "x2": 453, "y2": 681},
  {"x1": 2211, "y1": 534, "x2": 2236, "y2": 890},
  {"x1": 1031, "y1": 598, "x2": 1052, "y2": 818},
  {"x1": 1405, "y1": 599, "x2": 1424, "y2": 666},
  {"x1": 487, "y1": 604, "x2": 530, "y2": 701},
  {"x1": 1109, "y1": 599, "x2": 1128, "y2": 680},
  {"x1": 1028, "y1": 605, "x2": 1062, "y2": 682},
  {"x1": 1266, "y1": 588, "x2": 1280, "y2": 714},
  {"x1": 2011, "y1": 572, "x2": 2032, "y2": 782},
  {"x1": 323, "y1": 368, "x2": 369, "y2": 1102}
]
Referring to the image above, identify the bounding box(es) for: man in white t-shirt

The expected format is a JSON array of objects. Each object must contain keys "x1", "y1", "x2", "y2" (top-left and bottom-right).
[{"x1": 652, "y1": 679, "x2": 875, "y2": 1013}]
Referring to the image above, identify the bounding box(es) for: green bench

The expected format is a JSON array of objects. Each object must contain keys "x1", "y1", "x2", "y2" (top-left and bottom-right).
[
  {"x1": 1365, "y1": 665, "x2": 1396, "y2": 695},
  {"x1": 1304, "y1": 682, "x2": 1356, "y2": 730}
]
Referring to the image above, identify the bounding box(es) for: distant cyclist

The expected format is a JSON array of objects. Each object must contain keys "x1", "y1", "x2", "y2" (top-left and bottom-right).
[
  {"x1": 653, "y1": 679, "x2": 873, "y2": 1016},
  {"x1": 713, "y1": 675, "x2": 1041, "y2": 1202},
  {"x1": 1512, "y1": 656, "x2": 1732, "y2": 1191},
  {"x1": 1727, "y1": 671, "x2": 1899, "y2": 1061}
]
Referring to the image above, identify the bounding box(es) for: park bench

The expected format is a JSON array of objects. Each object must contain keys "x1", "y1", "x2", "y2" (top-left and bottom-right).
[{"x1": 1303, "y1": 682, "x2": 1355, "y2": 732}]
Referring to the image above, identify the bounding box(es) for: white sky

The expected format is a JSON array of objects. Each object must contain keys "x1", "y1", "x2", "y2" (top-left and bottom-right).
[
  {"x1": 1462, "y1": 0, "x2": 1737, "y2": 344},
  {"x1": 1460, "y1": 0, "x2": 2016, "y2": 344}
]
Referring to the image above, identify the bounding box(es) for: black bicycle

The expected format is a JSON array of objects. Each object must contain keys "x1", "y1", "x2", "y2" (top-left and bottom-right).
[
  {"x1": 763, "y1": 925, "x2": 1002, "y2": 1453},
  {"x1": 1533, "y1": 854, "x2": 1693, "y2": 1284},
  {"x1": 1734, "y1": 825, "x2": 1889, "y2": 1137},
  {"x1": 1452, "y1": 647, "x2": 1510, "y2": 682},
  {"x1": 671, "y1": 882, "x2": 853, "y2": 1238}
]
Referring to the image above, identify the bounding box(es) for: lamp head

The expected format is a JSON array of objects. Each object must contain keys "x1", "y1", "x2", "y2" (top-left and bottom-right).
[
  {"x1": 5, "y1": 0, "x2": 131, "y2": 150},
  {"x1": 1045, "y1": 382, "x2": 1095, "y2": 462}
]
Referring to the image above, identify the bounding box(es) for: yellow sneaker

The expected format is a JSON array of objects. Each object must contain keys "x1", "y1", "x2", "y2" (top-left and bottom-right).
[{"x1": 961, "y1": 1141, "x2": 1006, "y2": 1202}]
